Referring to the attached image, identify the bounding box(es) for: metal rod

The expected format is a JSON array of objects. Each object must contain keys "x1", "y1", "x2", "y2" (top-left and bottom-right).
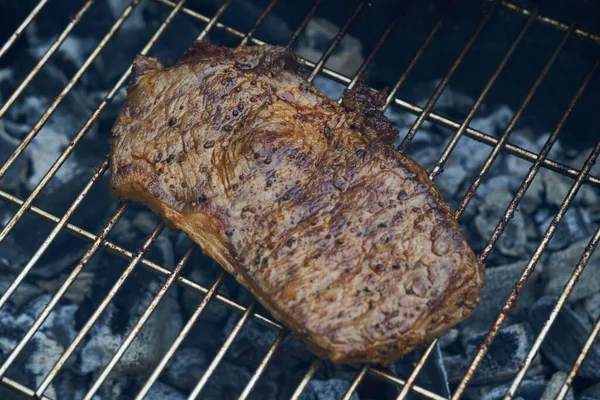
[
  {"x1": 289, "y1": 359, "x2": 321, "y2": 400},
  {"x1": 453, "y1": 141, "x2": 600, "y2": 398},
  {"x1": 83, "y1": 245, "x2": 195, "y2": 400},
  {"x1": 307, "y1": 0, "x2": 367, "y2": 83},
  {"x1": 286, "y1": 0, "x2": 324, "y2": 48},
  {"x1": 137, "y1": 272, "x2": 226, "y2": 399},
  {"x1": 0, "y1": 0, "x2": 97, "y2": 120},
  {"x1": 0, "y1": 0, "x2": 141, "y2": 182},
  {"x1": 556, "y1": 315, "x2": 600, "y2": 400},
  {"x1": 238, "y1": 330, "x2": 287, "y2": 400},
  {"x1": 383, "y1": 0, "x2": 454, "y2": 110},
  {"x1": 429, "y1": 10, "x2": 537, "y2": 180},
  {"x1": 0, "y1": 0, "x2": 50, "y2": 60},
  {"x1": 397, "y1": 0, "x2": 501, "y2": 152},
  {"x1": 505, "y1": 223, "x2": 600, "y2": 398},
  {"x1": 34, "y1": 223, "x2": 165, "y2": 398},
  {"x1": 342, "y1": 365, "x2": 369, "y2": 400},
  {"x1": 188, "y1": 301, "x2": 257, "y2": 399},
  {"x1": 454, "y1": 25, "x2": 575, "y2": 218}
]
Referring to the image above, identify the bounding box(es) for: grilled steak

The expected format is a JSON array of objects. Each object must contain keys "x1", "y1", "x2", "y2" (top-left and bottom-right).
[{"x1": 110, "y1": 41, "x2": 484, "y2": 364}]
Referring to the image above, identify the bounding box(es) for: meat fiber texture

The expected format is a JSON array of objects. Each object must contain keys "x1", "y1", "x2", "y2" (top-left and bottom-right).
[{"x1": 110, "y1": 41, "x2": 484, "y2": 365}]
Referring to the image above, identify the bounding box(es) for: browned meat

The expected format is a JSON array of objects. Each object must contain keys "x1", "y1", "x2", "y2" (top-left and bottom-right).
[{"x1": 110, "y1": 41, "x2": 484, "y2": 365}]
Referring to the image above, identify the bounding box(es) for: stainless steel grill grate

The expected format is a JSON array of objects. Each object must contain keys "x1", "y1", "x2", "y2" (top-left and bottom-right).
[{"x1": 0, "y1": 0, "x2": 599, "y2": 399}]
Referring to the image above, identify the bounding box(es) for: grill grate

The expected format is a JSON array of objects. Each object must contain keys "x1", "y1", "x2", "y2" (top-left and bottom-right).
[{"x1": 0, "y1": 0, "x2": 599, "y2": 399}]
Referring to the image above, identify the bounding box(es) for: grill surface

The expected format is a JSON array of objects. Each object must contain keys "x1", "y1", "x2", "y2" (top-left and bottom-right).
[{"x1": 0, "y1": 0, "x2": 599, "y2": 399}]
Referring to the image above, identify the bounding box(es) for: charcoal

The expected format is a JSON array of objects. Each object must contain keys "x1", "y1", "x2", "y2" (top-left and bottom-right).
[
  {"x1": 299, "y1": 378, "x2": 358, "y2": 400},
  {"x1": 2, "y1": 281, "x2": 43, "y2": 309},
  {"x1": 529, "y1": 296, "x2": 600, "y2": 379},
  {"x1": 449, "y1": 323, "x2": 541, "y2": 385},
  {"x1": 438, "y1": 328, "x2": 459, "y2": 349},
  {"x1": 223, "y1": 315, "x2": 278, "y2": 358},
  {"x1": 459, "y1": 261, "x2": 537, "y2": 336},
  {"x1": 540, "y1": 207, "x2": 592, "y2": 251},
  {"x1": 0, "y1": 131, "x2": 28, "y2": 192},
  {"x1": 541, "y1": 372, "x2": 573, "y2": 400},
  {"x1": 581, "y1": 383, "x2": 600, "y2": 400},
  {"x1": 182, "y1": 260, "x2": 231, "y2": 324},
  {"x1": 391, "y1": 343, "x2": 450, "y2": 399},
  {"x1": 36, "y1": 271, "x2": 94, "y2": 305},
  {"x1": 584, "y1": 293, "x2": 600, "y2": 324},
  {"x1": 465, "y1": 375, "x2": 545, "y2": 400},
  {"x1": 80, "y1": 279, "x2": 183, "y2": 376},
  {"x1": 296, "y1": 18, "x2": 363, "y2": 77},
  {"x1": 145, "y1": 381, "x2": 186, "y2": 400},
  {"x1": 435, "y1": 160, "x2": 467, "y2": 198},
  {"x1": 164, "y1": 347, "x2": 208, "y2": 391},
  {"x1": 475, "y1": 190, "x2": 527, "y2": 257},
  {"x1": 543, "y1": 239, "x2": 600, "y2": 302}
]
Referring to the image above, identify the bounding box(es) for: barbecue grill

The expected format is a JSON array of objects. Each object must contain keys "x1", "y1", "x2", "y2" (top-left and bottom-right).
[{"x1": 0, "y1": 0, "x2": 599, "y2": 399}]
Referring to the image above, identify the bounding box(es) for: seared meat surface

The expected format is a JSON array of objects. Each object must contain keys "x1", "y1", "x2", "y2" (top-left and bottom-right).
[{"x1": 110, "y1": 41, "x2": 484, "y2": 364}]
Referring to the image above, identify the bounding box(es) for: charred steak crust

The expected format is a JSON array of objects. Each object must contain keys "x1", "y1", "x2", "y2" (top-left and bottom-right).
[{"x1": 110, "y1": 40, "x2": 484, "y2": 365}]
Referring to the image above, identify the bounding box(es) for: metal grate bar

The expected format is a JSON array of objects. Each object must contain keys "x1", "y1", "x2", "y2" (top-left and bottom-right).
[
  {"x1": 154, "y1": 0, "x2": 600, "y2": 189},
  {"x1": 289, "y1": 359, "x2": 321, "y2": 400},
  {"x1": 0, "y1": 0, "x2": 96, "y2": 120},
  {"x1": 397, "y1": 0, "x2": 501, "y2": 152},
  {"x1": 238, "y1": 0, "x2": 280, "y2": 47},
  {"x1": 0, "y1": 0, "x2": 142, "y2": 183},
  {"x1": 557, "y1": 314, "x2": 600, "y2": 400},
  {"x1": 429, "y1": 10, "x2": 537, "y2": 180},
  {"x1": 307, "y1": 0, "x2": 367, "y2": 83},
  {"x1": 454, "y1": 25, "x2": 574, "y2": 217},
  {"x1": 506, "y1": 219, "x2": 600, "y2": 396},
  {"x1": 83, "y1": 245, "x2": 196, "y2": 399},
  {"x1": 454, "y1": 143, "x2": 600, "y2": 398},
  {"x1": 187, "y1": 300, "x2": 256, "y2": 399},
  {"x1": 239, "y1": 330, "x2": 287, "y2": 400},
  {"x1": 397, "y1": 28, "x2": 588, "y2": 399},
  {"x1": 0, "y1": 0, "x2": 50, "y2": 60}
]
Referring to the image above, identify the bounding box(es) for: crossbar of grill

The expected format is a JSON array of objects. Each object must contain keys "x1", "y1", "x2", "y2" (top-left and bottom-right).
[{"x1": 0, "y1": 0, "x2": 598, "y2": 399}]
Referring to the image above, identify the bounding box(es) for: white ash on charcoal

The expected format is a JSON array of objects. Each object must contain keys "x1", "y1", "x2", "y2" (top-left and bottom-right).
[
  {"x1": 529, "y1": 297, "x2": 600, "y2": 380},
  {"x1": 542, "y1": 238, "x2": 600, "y2": 302},
  {"x1": 0, "y1": 295, "x2": 79, "y2": 399}
]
